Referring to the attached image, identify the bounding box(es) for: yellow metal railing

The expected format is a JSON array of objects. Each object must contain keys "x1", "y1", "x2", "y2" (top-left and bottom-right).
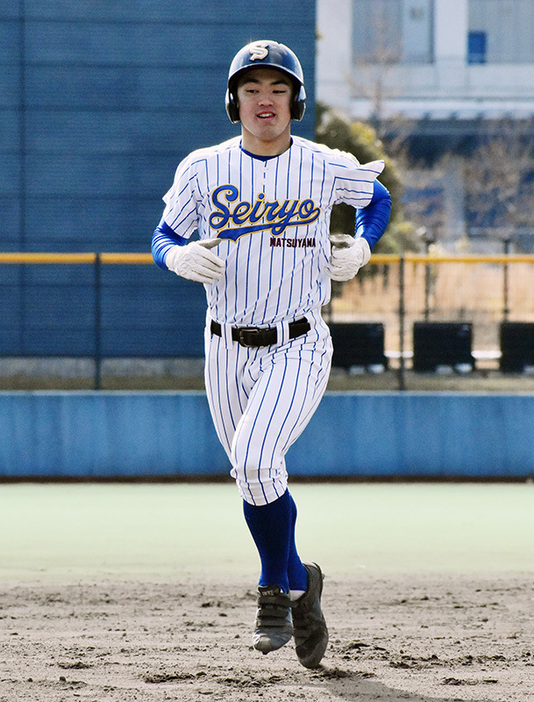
[
  {"x1": 0, "y1": 252, "x2": 97, "y2": 264},
  {"x1": 373, "y1": 254, "x2": 534, "y2": 264},
  {"x1": 2, "y1": 252, "x2": 534, "y2": 265},
  {"x1": 0, "y1": 252, "x2": 153, "y2": 264}
]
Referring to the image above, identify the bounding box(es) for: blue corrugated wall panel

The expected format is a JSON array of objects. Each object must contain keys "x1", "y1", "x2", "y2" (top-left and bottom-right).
[
  {"x1": 2, "y1": 0, "x2": 316, "y2": 354},
  {"x1": 4, "y1": 1, "x2": 316, "y2": 251},
  {"x1": 0, "y1": 266, "x2": 207, "y2": 357},
  {"x1": 1, "y1": 392, "x2": 533, "y2": 478}
]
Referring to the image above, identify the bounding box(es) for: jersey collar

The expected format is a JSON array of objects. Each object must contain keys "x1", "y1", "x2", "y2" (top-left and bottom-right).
[{"x1": 240, "y1": 138, "x2": 293, "y2": 161}]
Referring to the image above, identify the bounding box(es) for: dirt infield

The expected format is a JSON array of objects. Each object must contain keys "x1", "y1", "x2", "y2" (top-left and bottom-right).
[
  {"x1": 1, "y1": 573, "x2": 532, "y2": 702},
  {"x1": 1, "y1": 483, "x2": 532, "y2": 700}
]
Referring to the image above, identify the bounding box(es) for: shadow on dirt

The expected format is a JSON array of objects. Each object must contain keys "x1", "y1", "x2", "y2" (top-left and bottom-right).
[{"x1": 307, "y1": 665, "x2": 486, "y2": 701}]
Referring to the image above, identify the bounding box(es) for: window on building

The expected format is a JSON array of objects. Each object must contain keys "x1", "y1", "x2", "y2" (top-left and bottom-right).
[
  {"x1": 468, "y1": 31, "x2": 487, "y2": 64},
  {"x1": 469, "y1": 0, "x2": 534, "y2": 63},
  {"x1": 352, "y1": 0, "x2": 433, "y2": 65},
  {"x1": 353, "y1": 0, "x2": 403, "y2": 64}
]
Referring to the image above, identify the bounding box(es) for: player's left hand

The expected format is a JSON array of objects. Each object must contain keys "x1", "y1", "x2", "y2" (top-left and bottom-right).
[{"x1": 326, "y1": 235, "x2": 371, "y2": 281}]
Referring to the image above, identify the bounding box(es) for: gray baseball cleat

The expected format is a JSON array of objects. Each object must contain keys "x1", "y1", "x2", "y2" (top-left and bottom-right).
[
  {"x1": 291, "y1": 562, "x2": 329, "y2": 668},
  {"x1": 252, "y1": 585, "x2": 293, "y2": 654}
]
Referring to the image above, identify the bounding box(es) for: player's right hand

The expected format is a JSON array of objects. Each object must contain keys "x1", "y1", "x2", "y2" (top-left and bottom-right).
[{"x1": 165, "y1": 238, "x2": 224, "y2": 284}]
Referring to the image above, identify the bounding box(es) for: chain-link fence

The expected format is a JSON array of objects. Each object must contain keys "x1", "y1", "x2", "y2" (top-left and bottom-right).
[
  {"x1": 333, "y1": 253, "x2": 534, "y2": 345},
  {"x1": 3, "y1": 252, "x2": 534, "y2": 389},
  {"x1": 328, "y1": 253, "x2": 534, "y2": 385},
  {"x1": 0, "y1": 253, "x2": 206, "y2": 388}
]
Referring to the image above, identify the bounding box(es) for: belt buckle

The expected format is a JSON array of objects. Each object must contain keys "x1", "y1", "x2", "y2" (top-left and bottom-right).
[{"x1": 236, "y1": 326, "x2": 262, "y2": 347}]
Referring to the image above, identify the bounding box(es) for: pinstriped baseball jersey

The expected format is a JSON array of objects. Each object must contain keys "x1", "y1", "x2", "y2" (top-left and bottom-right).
[{"x1": 161, "y1": 135, "x2": 384, "y2": 326}]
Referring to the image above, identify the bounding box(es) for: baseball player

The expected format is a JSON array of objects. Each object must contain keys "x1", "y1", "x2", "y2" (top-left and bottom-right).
[{"x1": 152, "y1": 40, "x2": 391, "y2": 668}]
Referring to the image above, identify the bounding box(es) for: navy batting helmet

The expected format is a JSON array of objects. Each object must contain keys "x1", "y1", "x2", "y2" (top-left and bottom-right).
[{"x1": 225, "y1": 40, "x2": 306, "y2": 123}]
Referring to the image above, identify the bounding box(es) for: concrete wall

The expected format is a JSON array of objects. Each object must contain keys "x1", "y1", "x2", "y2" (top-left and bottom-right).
[{"x1": 1, "y1": 391, "x2": 532, "y2": 479}]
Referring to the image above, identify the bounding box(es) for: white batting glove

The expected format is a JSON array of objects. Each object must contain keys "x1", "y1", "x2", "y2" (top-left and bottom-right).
[
  {"x1": 326, "y1": 235, "x2": 371, "y2": 282},
  {"x1": 165, "y1": 238, "x2": 224, "y2": 284}
]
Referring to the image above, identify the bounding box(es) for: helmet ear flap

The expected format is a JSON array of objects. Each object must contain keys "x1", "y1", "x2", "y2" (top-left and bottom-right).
[
  {"x1": 291, "y1": 84, "x2": 306, "y2": 121},
  {"x1": 225, "y1": 88, "x2": 240, "y2": 123}
]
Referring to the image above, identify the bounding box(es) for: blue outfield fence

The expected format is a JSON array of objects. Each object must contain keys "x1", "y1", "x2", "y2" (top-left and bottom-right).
[{"x1": 1, "y1": 391, "x2": 533, "y2": 479}]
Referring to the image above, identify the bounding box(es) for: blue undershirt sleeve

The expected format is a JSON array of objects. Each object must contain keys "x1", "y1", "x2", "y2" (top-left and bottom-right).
[
  {"x1": 151, "y1": 218, "x2": 188, "y2": 270},
  {"x1": 355, "y1": 180, "x2": 392, "y2": 250}
]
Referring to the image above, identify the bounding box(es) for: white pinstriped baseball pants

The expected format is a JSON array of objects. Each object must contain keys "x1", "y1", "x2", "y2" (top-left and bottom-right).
[{"x1": 204, "y1": 309, "x2": 333, "y2": 506}]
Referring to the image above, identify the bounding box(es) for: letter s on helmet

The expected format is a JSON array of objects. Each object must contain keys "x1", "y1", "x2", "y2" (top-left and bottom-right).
[{"x1": 225, "y1": 40, "x2": 306, "y2": 123}]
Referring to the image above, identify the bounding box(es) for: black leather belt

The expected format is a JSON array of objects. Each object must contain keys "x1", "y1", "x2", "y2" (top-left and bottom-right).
[{"x1": 210, "y1": 317, "x2": 310, "y2": 348}]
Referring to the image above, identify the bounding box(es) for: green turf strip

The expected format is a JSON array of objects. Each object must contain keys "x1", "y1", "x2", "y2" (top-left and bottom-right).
[{"x1": 0, "y1": 482, "x2": 532, "y2": 581}]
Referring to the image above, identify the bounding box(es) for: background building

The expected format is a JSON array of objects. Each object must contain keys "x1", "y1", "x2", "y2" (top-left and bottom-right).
[
  {"x1": 317, "y1": 0, "x2": 534, "y2": 248},
  {"x1": 317, "y1": 0, "x2": 534, "y2": 123}
]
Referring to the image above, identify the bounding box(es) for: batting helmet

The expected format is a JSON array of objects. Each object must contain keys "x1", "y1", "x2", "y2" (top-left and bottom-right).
[{"x1": 225, "y1": 40, "x2": 306, "y2": 123}]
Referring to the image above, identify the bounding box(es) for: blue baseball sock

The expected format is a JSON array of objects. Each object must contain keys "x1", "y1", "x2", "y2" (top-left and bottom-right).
[
  {"x1": 287, "y1": 491, "x2": 309, "y2": 593},
  {"x1": 243, "y1": 490, "x2": 307, "y2": 593}
]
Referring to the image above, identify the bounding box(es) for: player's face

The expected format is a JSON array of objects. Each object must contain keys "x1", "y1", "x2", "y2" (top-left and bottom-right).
[{"x1": 236, "y1": 68, "x2": 293, "y2": 156}]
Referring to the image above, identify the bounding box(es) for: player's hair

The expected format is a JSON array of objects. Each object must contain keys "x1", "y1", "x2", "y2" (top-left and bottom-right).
[{"x1": 226, "y1": 40, "x2": 306, "y2": 123}]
